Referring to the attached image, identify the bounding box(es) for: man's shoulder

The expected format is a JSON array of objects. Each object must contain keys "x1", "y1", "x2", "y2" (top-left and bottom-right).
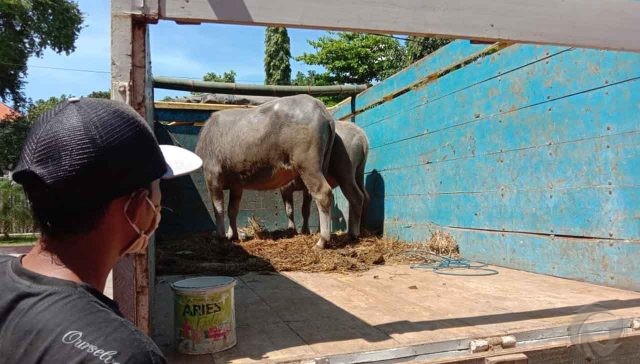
[
  {"x1": 0, "y1": 255, "x2": 16, "y2": 264},
  {"x1": 0, "y1": 255, "x2": 18, "y2": 282},
  {"x1": 58, "y1": 324, "x2": 165, "y2": 364},
  {"x1": 0, "y1": 275, "x2": 166, "y2": 364},
  {"x1": 55, "y1": 297, "x2": 166, "y2": 363},
  {"x1": 18, "y1": 298, "x2": 166, "y2": 363}
]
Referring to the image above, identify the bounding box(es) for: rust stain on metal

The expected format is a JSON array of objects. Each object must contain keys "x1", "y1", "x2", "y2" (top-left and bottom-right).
[
  {"x1": 510, "y1": 81, "x2": 524, "y2": 96},
  {"x1": 601, "y1": 255, "x2": 610, "y2": 270}
]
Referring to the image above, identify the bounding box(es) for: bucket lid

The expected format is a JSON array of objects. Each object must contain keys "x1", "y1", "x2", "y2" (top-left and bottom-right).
[{"x1": 171, "y1": 276, "x2": 236, "y2": 292}]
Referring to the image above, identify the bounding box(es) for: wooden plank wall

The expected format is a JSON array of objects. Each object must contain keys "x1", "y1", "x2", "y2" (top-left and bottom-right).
[
  {"x1": 332, "y1": 40, "x2": 640, "y2": 291},
  {"x1": 153, "y1": 118, "x2": 320, "y2": 241}
]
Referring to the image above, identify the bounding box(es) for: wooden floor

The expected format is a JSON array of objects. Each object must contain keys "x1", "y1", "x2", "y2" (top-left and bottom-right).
[{"x1": 151, "y1": 265, "x2": 640, "y2": 363}]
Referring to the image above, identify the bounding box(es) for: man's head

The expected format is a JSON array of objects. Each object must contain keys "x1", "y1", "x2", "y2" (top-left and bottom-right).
[{"x1": 12, "y1": 98, "x2": 201, "y2": 252}]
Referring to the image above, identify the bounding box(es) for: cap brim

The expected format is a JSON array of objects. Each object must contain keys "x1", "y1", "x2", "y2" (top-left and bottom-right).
[{"x1": 160, "y1": 145, "x2": 203, "y2": 179}]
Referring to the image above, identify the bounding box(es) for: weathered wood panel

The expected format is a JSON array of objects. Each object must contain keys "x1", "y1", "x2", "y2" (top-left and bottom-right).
[
  {"x1": 332, "y1": 41, "x2": 640, "y2": 290},
  {"x1": 154, "y1": 267, "x2": 640, "y2": 362},
  {"x1": 155, "y1": 109, "x2": 211, "y2": 124},
  {"x1": 350, "y1": 46, "x2": 640, "y2": 237},
  {"x1": 157, "y1": 0, "x2": 640, "y2": 52},
  {"x1": 347, "y1": 44, "x2": 571, "y2": 126},
  {"x1": 366, "y1": 86, "x2": 640, "y2": 181},
  {"x1": 331, "y1": 40, "x2": 492, "y2": 120},
  {"x1": 361, "y1": 47, "x2": 639, "y2": 152},
  {"x1": 382, "y1": 222, "x2": 640, "y2": 291}
]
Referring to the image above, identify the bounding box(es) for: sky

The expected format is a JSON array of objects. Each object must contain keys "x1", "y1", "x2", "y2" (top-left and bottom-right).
[{"x1": 22, "y1": 0, "x2": 326, "y2": 102}]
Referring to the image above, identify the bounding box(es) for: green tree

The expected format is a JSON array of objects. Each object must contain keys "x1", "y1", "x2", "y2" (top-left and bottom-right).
[
  {"x1": 188, "y1": 71, "x2": 237, "y2": 97},
  {"x1": 24, "y1": 95, "x2": 70, "y2": 123},
  {"x1": 291, "y1": 70, "x2": 331, "y2": 86},
  {"x1": 404, "y1": 36, "x2": 451, "y2": 66},
  {"x1": 203, "y1": 70, "x2": 237, "y2": 83},
  {"x1": 86, "y1": 90, "x2": 110, "y2": 99},
  {"x1": 297, "y1": 32, "x2": 405, "y2": 85},
  {"x1": 0, "y1": 95, "x2": 69, "y2": 172},
  {"x1": 0, "y1": 179, "x2": 33, "y2": 237},
  {"x1": 0, "y1": 0, "x2": 83, "y2": 109},
  {"x1": 0, "y1": 116, "x2": 30, "y2": 173},
  {"x1": 291, "y1": 70, "x2": 342, "y2": 107},
  {"x1": 264, "y1": 27, "x2": 291, "y2": 85}
]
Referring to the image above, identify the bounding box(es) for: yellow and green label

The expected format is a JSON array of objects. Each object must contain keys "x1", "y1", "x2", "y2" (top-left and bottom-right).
[{"x1": 175, "y1": 290, "x2": 234, "y2": 350}]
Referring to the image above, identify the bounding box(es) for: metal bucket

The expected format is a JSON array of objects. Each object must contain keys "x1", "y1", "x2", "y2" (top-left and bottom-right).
[{"x1": 171, "y1": 276, "x2": 237, "y2": 355}]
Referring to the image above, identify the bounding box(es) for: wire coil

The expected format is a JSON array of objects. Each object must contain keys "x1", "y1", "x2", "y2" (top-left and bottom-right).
[{"x1": 404, "y1": 251, "x2": 499, "y2": 276}]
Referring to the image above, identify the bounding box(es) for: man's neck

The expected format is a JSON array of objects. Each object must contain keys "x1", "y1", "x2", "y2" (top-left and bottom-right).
[{"x1": 21, "y1": 232, "x2": 124, "y2": 293}]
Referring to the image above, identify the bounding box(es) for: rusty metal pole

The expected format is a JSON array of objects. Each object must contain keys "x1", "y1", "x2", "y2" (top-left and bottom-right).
[{"x1": 153, "y1": 76, "x2": 368, "y2": 96}]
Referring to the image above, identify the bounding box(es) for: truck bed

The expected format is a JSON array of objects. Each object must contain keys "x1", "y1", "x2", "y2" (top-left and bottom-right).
[{"x1": 152, "y1": 265, "x2": 640, "y2": 363}]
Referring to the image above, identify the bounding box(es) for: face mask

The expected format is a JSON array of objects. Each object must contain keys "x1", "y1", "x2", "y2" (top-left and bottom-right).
[{"x1": 123, "y1": 192, "x2": 161, "y2": 254}]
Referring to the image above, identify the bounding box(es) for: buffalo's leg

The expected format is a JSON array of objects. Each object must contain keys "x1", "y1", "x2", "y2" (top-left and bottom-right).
[
  {"x1": 299, "y1": 169, "x2": 333, "y2": 249},
  {"x1": 206, "y1": 177, "x2": 226, "y2": 239},
  {"x1": 355, "y1": 162, "x2": 369, "y2": 232},
  {"x1": 227, "y1": 187, "x2": 243, "y2": 240},
  {"x1": 280, "y1": 182, "x2": 297, "y2": 233},
  {"x1": 301, "y1": 189, "x2": 312, "y2": 234},
  {"x1": 337, "y1": 174, "x2": 364, "y2": 239}
]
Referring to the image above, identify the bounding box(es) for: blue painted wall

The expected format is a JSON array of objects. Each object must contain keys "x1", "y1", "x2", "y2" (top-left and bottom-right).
[{"x1": 332, "y1": 40, "x2": 640, "y2": 291}]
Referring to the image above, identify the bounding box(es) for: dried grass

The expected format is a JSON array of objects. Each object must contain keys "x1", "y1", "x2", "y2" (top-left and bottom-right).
[
  {"x1": 426, "y1": 230, "x2": 460, "y2": 257},
  {"x1": 156, "y1": 230, "x2": 458, "y2": 276},
  {"x1": 243, "y1": 216, "x2": 269, "y2": 240}
]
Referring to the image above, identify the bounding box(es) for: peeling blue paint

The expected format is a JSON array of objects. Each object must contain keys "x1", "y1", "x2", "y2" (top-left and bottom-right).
[{"x1": 332, "y1": 43, "x2": 640, "y2": 291}]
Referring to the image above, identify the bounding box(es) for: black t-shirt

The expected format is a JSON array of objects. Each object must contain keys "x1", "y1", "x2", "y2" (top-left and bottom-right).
[{"x1": 0, "y1": 255, "x2": 166, "y2": 363}]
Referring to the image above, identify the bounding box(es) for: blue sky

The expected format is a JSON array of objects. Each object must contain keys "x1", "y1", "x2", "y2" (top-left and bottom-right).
[{"x1": 23, "y1": 0, "x2": 325, "y2": 102}]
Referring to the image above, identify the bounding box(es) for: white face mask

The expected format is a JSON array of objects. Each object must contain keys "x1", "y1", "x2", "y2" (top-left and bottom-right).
[{"x1": 123, "y1": 192, "x2": 161, "y2": 254}]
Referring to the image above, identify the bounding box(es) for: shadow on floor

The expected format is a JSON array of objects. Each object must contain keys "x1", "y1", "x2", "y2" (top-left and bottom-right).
[{"x1": 152, "y1": 258, "x2": 640, "y2": 362}]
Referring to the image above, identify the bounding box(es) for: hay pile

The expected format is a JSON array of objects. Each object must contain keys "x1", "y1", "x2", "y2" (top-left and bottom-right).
[
  {"x1": 427, "y1": 230, "x2": 460, "y2": 257},
  {"x1": 156, "y1": 229, "x2": 459, "y2": 276}
]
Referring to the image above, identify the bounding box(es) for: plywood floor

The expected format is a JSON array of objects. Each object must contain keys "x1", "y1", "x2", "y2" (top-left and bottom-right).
[{"x1": 152, "y1": 265, "x2": 640, "y2": 363}]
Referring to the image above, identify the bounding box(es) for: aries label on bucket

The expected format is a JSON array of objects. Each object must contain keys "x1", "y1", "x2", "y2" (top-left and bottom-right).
[{"x1": 172, "y1": 277, "x2": 237, "y2": 355}]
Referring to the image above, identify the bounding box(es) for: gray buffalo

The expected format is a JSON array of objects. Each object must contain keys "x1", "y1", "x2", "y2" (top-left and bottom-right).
[
  {"x1": 195, "y1": 95, "x2": 336, "y2": 248},
  {"x1": 280, "y1": 121, "x2": 369, "y2": 239}
]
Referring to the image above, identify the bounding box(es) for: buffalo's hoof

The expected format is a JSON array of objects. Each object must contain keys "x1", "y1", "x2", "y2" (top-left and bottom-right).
[
  {"x1": 301, "y1": 228, "x2": 311, "y2": 235},
  {"x1": 314, "y1": 239, "x2": 326, "y2": 250}
]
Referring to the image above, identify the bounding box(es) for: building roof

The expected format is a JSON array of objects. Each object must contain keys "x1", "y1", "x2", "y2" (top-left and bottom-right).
[{"x1": 0, "y1": 103, "x2": 21, "y2": 121}]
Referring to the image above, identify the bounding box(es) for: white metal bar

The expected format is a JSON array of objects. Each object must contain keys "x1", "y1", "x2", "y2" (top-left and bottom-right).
[
  {"x1": 157, "y1": 0, "x2": 640, "y2": 52},
  {"x1": 317, "y1": 317, "x2": 640, "y2": 363}
]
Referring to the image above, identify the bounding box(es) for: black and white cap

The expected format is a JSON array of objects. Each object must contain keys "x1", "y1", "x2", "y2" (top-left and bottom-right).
[{"x1": 12, "y1": 97, "x2": 202, "y2": 210}]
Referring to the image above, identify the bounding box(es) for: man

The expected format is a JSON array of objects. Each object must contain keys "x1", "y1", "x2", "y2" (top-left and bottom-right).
[{"x1": 0, "y1": 98, "x2": 202, "y2": 363}]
